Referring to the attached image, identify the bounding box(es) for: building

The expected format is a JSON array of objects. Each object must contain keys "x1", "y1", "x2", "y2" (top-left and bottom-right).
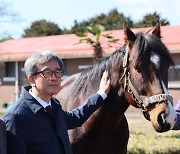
[{"x1": 0, "y1": 25, "x2": 180, "y2": 108}]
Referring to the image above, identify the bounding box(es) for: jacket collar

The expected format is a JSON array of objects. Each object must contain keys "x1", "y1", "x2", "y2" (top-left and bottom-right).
[
  {"x1": 23, "y1": 86, "x2": 60, "y2": 114},
  {"x1": 23, "y1": 86, "x2": 44, "y2": 114}
]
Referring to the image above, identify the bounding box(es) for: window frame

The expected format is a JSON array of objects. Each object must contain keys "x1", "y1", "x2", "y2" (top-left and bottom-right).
[
  {"x1": 3, "y1": 62, "x2": 16, "y2": 82},
  {"x1": 168, "y1": 65, "x2": 180, "y2": 88}
]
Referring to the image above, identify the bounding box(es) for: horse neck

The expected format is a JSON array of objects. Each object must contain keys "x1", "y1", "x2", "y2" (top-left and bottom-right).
[
  {"x1": 96, "y1": 49, "x2": 130, "y2": 131},
  {"x1": 86, "y1": 91, "x2": 130, "y2": 134}
]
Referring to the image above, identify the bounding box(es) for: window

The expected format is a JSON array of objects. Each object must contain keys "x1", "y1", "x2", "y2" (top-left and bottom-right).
[
  {"x1": 5, "y1": 62, "x2": 15, "y2": 77},
  {"x1": 168, "y1": 65, "x2": 180, "y2": 88},
  {"x1": 78, "y1": 65, "x2": 92, "y2": 71},
  {"x1": 3, "y1": 62, "x2": 15, "y2": 82}
]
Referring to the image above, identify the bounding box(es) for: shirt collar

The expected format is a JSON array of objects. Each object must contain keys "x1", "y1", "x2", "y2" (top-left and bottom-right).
[{"x1": 29, "y1": 89, "x2": 52, "y2": 108}]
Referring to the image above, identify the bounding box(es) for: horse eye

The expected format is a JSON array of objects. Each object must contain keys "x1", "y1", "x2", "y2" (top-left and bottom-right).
[
  {"x1": 135, "y1": 65, "x2": 141, "y2": 73},
  {"x1": 141, "y1": 89, "x2": 146, "y2": 95}
]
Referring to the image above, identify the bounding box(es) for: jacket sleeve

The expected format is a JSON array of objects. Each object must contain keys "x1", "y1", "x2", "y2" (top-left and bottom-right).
[
  {"x1": 62, "y1": 93, "x2": 104, "y2": 129},
  {"x1": 172, "y1": 101, "x2": 180, "y2": 130},
  {"x1": 172, "y1": 113, "x2": 180, "y2": 130},
  {"x1": 2, "y1": 113, "x2": 27, "y2": 154}
]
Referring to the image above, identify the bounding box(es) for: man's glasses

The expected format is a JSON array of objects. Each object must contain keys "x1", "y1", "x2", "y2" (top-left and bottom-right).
[{"x1": 33, "y1": 70, "x2": 63, "y2": 78}]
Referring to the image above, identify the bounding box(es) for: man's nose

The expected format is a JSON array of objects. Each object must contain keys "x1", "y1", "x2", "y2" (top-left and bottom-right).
[{"x1": 49, "y1": 72, "x2": 57, "y2": 79}]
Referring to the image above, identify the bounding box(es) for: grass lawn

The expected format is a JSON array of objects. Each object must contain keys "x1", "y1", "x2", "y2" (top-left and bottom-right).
[
  {"x1": 126, "y1": 112, "x2": 180, "y2": 154},
  {"x1": 1, "y1": 109, "x2": 179, "y2": 153}
]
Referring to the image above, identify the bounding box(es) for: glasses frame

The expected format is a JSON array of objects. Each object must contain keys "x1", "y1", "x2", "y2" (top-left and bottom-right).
[{"x1": 33, "y1": 70, "x2": 63, "y2": 78}]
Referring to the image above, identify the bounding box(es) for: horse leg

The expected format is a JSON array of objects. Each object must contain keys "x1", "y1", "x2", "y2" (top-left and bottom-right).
[{"x1": 117, "y1": 115, "x2": 129, "y2": 154}]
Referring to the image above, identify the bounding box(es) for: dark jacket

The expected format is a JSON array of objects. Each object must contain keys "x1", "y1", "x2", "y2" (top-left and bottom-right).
[
  {"x1": 172, "y1": 100, "x2": 180, "y2": 130},
  {"x1": 0, "y1": 119, "x2": 6, "y2": 154},
  {"x1": 2, "y1": 86, "x2": 104, "y2": 154}
]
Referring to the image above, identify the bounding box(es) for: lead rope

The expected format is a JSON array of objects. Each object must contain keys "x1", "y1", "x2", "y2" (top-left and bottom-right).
[
  {"x1": 127, "y1": 73, "x2": 145, "y2": 110},
  {"x1": 119, "y1": 46, "x2": 129, "y2": 84}
]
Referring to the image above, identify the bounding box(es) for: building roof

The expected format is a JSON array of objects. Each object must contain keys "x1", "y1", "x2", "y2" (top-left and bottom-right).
[{"x1": 0, "y1": 25, "x2": 180, "y2": 61}]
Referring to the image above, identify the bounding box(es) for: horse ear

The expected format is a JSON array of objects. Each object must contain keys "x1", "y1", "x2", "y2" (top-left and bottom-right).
[
  {"x1": 123, "y1": 21, "x2": 136, "y2": 47},
  {"x1": 151, "y1": 20, "x2": 161, "y2": 38}
]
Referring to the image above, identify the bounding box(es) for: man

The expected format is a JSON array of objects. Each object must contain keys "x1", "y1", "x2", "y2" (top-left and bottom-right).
[
  {"x1": 2, "y1": 50, "x2": 111, "y2": 154},
  {"x1": 0, "y1": 119, "x2": 6, "y2": 154},
  {"x1": 0, "y1": 79, "x2": 6, "y2": 154},
  {"x1": 172, "y1": 100, "x2": 180, "y2": 130}
]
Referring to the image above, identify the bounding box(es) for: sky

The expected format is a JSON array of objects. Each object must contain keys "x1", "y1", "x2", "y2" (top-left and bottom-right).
[{"x1": 1, "y1": 0, "x2": 180, "y2": 38}]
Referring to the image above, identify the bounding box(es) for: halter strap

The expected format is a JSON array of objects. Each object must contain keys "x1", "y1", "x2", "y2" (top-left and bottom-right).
[
  {"x1": 140, "y1": 94, "x2": 173, "y2": 107},
  {"x1": 127, "y1": 74, "x2": 173, "y2": 110},
  {"x1": 119, "y1": 46, "x2": 129, "y2": 82},
  {"x1": 121, "y1": 46, "x2": 173, "y2": 111}
]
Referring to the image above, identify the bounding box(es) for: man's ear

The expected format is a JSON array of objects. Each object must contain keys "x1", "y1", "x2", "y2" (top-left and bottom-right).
[{"x1": 28, "y1": 75, "x2": 36, "y2": 87}]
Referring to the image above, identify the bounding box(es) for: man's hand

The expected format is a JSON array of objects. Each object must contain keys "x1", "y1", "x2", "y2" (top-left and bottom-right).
[{"x1": 99, "y1": 70, "x2": 111, "y2": 95}]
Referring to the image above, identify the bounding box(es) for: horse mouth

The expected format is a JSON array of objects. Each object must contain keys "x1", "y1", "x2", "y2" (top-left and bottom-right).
[
  {"x1": 151, "y1": 111, "x2": 171, "y2": 132},
  {"x1": 154, "y1": 123, "x2": 171, "y2": 133}
]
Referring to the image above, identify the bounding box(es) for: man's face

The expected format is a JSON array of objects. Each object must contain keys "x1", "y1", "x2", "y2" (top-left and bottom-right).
[{"x1": 31, "y1": 60, "x2": 62, "y2": 100}]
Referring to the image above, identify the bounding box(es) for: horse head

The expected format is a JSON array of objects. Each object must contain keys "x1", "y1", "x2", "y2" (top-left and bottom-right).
[{"x1": 120, "y1": 22, "x2": 176, "y2": 132}]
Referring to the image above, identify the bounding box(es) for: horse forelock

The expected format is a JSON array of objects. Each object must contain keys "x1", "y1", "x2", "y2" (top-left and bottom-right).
[
  {"x1": 135, "y1": 32, "x2": 174, "y2": 66},
  {"x1": 133, "y1": 32, "x2": 174, "y2": 82}
]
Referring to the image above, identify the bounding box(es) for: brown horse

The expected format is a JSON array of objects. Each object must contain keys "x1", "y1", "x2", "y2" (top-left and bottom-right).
[{"x1": 56, "y1": 22, "x2": 176, "y2": 154}]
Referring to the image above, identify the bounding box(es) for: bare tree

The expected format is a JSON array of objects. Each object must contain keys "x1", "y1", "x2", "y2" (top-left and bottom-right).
[{"x1": 0, "y1": 1, "x2": 20, "y2": 39}]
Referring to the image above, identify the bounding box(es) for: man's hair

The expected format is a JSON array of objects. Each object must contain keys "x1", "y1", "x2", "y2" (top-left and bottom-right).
[{"x1": 24, "y1": 50, "x2": 64, "y2": 76}]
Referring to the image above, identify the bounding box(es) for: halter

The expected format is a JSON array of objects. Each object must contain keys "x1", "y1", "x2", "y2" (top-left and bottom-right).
[{"x1": 121, "y1": 45, "x2": 173, "y2": 111}]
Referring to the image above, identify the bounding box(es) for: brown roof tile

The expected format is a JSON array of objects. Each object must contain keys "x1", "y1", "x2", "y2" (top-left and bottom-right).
[{"x1": 0, "y1": 25, "x2": 179, "y2": 61}]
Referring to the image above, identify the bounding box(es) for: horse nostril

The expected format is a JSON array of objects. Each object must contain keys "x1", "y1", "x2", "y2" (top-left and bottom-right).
[{"x1": 157, "y1": 111, "x2": 166, "y2": 125}]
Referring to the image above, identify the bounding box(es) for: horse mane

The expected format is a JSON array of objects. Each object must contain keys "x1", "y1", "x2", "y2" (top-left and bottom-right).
[
  {"x1": 69, "y1": 47, "x2": 125, "y2": 98},
  {"x1": 68, "y1": 32, "x2": 174, "y2": 98}
]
